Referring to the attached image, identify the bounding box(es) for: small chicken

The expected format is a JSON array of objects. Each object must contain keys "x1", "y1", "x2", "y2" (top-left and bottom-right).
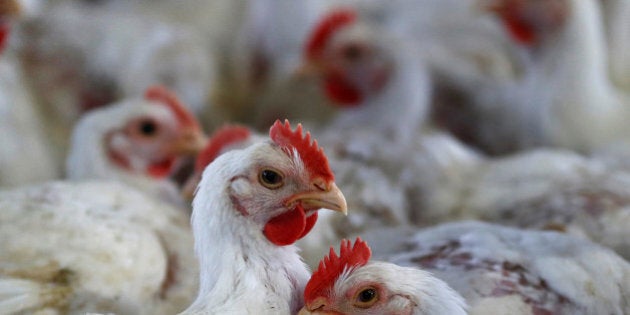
[
  {"x1": 66, "y1": 85, "x2": 206, "y2": 205},
  {"x1": 362, "y1": 221, "x2": 630, "y2": 315},
  {"x1": 182, "y1": 120, "x2": 347, "y2": 314},
  {"x1": 0, "y1": 180, "x2": 198, "y2": 314},
  {"x1": 298, "y1": 238, "x2": 467, "y2": 315}
]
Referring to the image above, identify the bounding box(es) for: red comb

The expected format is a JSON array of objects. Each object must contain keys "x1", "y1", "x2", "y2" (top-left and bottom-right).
[
  {"x1": 305, "y1": 238, "x2": 371, "y2": 302},
  {"x1": 305, "y1": 8, "x2": 357, "y2": 60},
  {"x1": 144, "y1": 85, "x2": 199, "y2": 128},
  {"x1": 269, "y1": 119, "x2": 334, "y2": 183},
  {"x1": 195, "y1": 125, "x2": 251, "y2": 172}
]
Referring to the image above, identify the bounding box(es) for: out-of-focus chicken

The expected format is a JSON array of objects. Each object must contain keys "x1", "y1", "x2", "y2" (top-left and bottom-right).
[
  {"x1": 66, "y1": 86, "x2": 206, "y2": 206},
  {"x1": 295, "y1": 9, "x2": 484, "y2": 264},
  {"x1": 0, "y1": 0, "x2": 59, "y2": 188},
  {"x1": 352, "y1": 0, "x2": 531, "y2": 155},
  {"x1": 18, "y1": 1, "x2": 214, "y2": 155},
  {"x1": 0, "y1": 180, "x2": 197, "y2": 314},
  {"x1": 450, "y1": 149, "x2": 630, "y2": 259},
  {"x1": 182, "y1": 120, "x2": 347, "y2": 314},
  {"x1": 362, "y1": 221, "x2": 630, "y2": 315},
  {"x1": 299, "y1": 238, "x2": 467, "y2": 315},
  {"x1": 485, "y1": 0, "x2": 630, "y2": 152}
]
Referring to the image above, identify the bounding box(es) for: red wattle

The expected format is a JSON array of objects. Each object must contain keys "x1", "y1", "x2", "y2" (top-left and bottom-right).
[
  {"x1": 299, "y1": 212, "x2": 319, "y2": 240},
  {"x1": 264, "y1": 205, "x2": 307, "y2": 246},
  {"x1": 324, "y1": 73, "x2": 362, "y2": 107},
  {"x1": 503, "y1": 15, "x2": 537, "y2": 45},
  {"x1": 147, "y1": 157, "x2": 177, "y2": 179},
  {"x1": 0, "y1": 23, "x2": 10, "y2": 54}
]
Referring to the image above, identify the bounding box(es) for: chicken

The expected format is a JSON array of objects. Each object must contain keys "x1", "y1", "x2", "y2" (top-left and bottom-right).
[
  {"x1": 0, "y1": 0, "x2": 59, "y2": 187},
  {"x1": 18, "y1": 1, "x2": 215, "y2": 155},
  {"x1": 361, "y1": 221, "x2": 630, "y2": 315},
  {"x1": 298, "y1": 238, "x2": 467, "y2": 315},
  {"x1": 298, "y1": 7, "x2": 431, "y2": 146},
  {"x1": 182, "y1": 120, "x2": 347, "y2": 314},
  {"x1": 0, "y1": 180, "x2": 197, "y2": 314},
  {"x1": 66, "y1": 85, "x2": 206, "y2": 206},
  {"x1": 355, "y1": 0, "x2": 531, "y2": 155},
  {"x1": 485, "y1": 0, "x2": 630, "y2": 152},
  {"x1": 293, "y1": 9, "x2": 491, "y2": 262}
]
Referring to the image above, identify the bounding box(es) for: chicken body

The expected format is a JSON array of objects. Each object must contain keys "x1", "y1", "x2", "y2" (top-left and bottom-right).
[
  {"x1": 0, "y1": 181, "x2": 197, "y2": 314},
  {"x1": 362, "y1": 221, "x2": 630, "y2": 315}
]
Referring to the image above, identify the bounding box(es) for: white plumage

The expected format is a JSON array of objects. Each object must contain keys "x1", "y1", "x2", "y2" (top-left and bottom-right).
[
  {"x1": 0, "y1": 181, "x2": 197, "y2": 314},
  {"x1": 362, "y1": 221, "x2": 630, "y2": 315}
]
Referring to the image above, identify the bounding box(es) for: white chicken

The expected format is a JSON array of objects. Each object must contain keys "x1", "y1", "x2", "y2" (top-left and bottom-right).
[
  {"x1": 18, "y1": 1, "x2": 214, "y2": 155},
  {"x1": 298, "y1": 238, "x2": 467, "y2": 315},
  {"x1": 182, "y1": 120, "x2": 347, "y2": 314},
  {"x1": 0, "y1": 1, "x2": 59, "y2": 187},
  {"x1": 0, "y1": 180, "x2": 197, "y2": 314},
  {"x1": 294, "y1": 8, "x2": 488, "y2": 262},
  {"x1": 362, "y1": 221, "x2": 630, "y2": 315},
  {"x1": 66, "y1": 85, "x2": 207, "y2": 206},
  {"x1": 485, "y1": 0, "x2": 630, "y2": 152}
]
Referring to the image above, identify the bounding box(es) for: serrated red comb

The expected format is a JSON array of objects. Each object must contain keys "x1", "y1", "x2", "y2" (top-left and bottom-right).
[
  {"x1": 305, "y1": 8, "x2": 357, "y2": 60},
  {"x1": 305, "y1": 238, "x2": 372, "y2": 303},
  {"x1": 144, "y1": 85, "x2": 199, "y2": 129},
  {"x1": 269, "y1": 119, "x2": 334, "y2": 183},
  {"x1": 195, "y1": 125, "x2": 251, "y2": 172}
]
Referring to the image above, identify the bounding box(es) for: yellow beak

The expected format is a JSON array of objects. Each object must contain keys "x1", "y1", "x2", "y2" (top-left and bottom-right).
[
  {"x1": 286, "y1": 182, "x2": 348, "y2": 215},
  {"x1": 171, "y1": 127, "x2": 208, "y2": 156}
]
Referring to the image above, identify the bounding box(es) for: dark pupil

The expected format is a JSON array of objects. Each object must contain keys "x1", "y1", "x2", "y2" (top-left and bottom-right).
[
  {"x1": 140, "y1": 121, "x2": 157, "y2": 136},
  {"x1": 359, "y1": 289, "x2": 376, "y2": 302},
  {"x1": 261, "y1": 170, "x2": 281, "y2": 184},
  {"x1": 344, "y1": 45, "x2": 361, "y2": 60}
]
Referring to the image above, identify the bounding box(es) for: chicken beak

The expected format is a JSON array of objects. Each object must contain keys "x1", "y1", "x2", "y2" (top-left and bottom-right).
[
  {"x1": 171, "y1": 127, "x2": 208, "y2": 156},
  {"x1": 293, "y1": 60, "x2": 324, "y2": 79},
  {"x1": 287, "y1": 182, "x2": 348, "y2": 215}
]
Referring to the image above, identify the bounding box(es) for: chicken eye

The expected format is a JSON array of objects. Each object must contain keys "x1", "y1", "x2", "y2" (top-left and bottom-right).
[
  {"x1": 259, "y1": 169, "x2": 284, "y2": 189},
  {"x1": 342, "y1": 44, "x2": 363, "y2": 61},
  {"x1": 354, "y1": 287, "x2": 378, "y2": 308},
  {"x1": 138, "y1": 119, "x2": 158, "y2": 136}
]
